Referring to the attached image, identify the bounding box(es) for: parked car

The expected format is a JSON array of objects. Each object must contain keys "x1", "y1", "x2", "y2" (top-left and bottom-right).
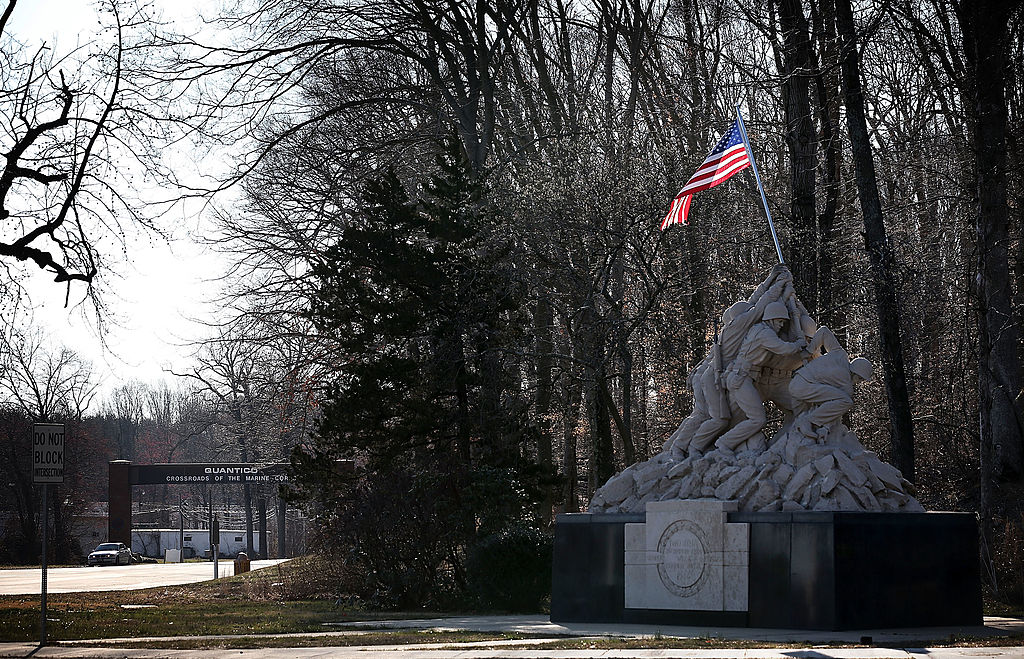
[{"x1": 87, "y1": 542, "x2": 132, "y2": 566}]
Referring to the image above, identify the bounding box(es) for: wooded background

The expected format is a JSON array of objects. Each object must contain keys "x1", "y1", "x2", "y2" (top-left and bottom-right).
[{"x1": 1, "y1": 0, "x2": 1022, "y2": 610}]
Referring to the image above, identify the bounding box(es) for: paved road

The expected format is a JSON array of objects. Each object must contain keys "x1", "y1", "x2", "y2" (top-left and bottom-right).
[{"x1": 0, "y1": 560, "x2": 288, "y2": 595}]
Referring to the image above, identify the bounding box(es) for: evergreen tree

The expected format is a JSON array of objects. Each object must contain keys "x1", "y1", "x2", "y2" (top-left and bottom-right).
[{"x1": 287, "y1": 146, "x2": 548, "y2": 609}]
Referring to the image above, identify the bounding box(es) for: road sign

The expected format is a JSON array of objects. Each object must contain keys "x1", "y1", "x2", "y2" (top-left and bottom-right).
[
  {"x1": 133, "y1": 463, "x2": 290, "y2": 485},
  {"x1": 33, "y1": 422, "x2": 64, "y2": 646},
  {"x1": 33, "y1": 423, "x2": 65, "y2": 484}
]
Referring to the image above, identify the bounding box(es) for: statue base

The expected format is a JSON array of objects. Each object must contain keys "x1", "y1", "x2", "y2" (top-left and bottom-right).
[{"x1": 550, "y1": 506, "x2": 981, "y2": 630}]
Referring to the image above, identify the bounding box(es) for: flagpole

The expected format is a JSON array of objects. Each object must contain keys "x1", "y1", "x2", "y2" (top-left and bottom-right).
[{"x1": 734, "y1": 105, "x2": 785, "y2": 264}]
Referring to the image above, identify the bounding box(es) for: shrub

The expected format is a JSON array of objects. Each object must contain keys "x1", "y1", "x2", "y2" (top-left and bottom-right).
[{"x1": 465, "y1": 523, "x2": 552, "y2": 612}]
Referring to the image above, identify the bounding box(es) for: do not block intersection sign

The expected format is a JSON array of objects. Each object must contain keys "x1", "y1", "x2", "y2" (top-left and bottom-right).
[
  {"x1": 33, "y1": 422, "x2": 66, "y2": 645},
  {"x1": 33, "y1": 423, "x2": 65, "y2": 484}
]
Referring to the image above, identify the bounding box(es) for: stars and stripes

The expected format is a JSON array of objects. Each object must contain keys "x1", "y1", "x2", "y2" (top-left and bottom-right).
[{"x1": 660, "y1": 120, "x2": 751, "y2": 230}]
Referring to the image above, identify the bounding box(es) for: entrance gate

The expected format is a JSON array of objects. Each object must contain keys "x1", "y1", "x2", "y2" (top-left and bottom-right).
[{"x1": 108, "y1": 460, "x2": 290, "y2": 556}]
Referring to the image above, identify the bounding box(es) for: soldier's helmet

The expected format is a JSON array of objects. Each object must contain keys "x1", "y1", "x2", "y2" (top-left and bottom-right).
[
  {"x1": 850, "y1": 357, "x2": 873, "y2": 381},
  {"x1": 722, "y1": 301, "x2": 752, "y2": 324},
  {"x1": 762, "y1": 301, "x2": 789, "y2": 321}
]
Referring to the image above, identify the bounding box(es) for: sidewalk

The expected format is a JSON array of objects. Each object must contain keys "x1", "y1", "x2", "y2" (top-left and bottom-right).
[
  {"x1": 0, "y1": 614, "x2": 1021, "y2": 658},
  {"x1": 326, "y1": 613, "x2": 1024, "y2": 645},
  {"x1": 2, "y1": 646, "x2": 1023, "y2": 658}
]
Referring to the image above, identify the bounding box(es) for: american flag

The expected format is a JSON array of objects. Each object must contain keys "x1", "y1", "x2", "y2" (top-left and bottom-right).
[{"x1": 660, "y1": 120, "x2": 751, "y2": 230}]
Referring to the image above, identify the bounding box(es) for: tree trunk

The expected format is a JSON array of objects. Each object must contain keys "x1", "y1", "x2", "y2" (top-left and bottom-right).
[
  {"x1": 534, "y1": 293, "x2": 554, "y2": 525},
  {"x1": 579, "y1": 293, "x2": 615, "y2": 494},
  {"x1": 561, "y1": 370, "x2": 582, "y2": 513},
  {"x1": 834, "y1": 0, "x2": 916, "y2": 482},
  {"x1": 681, "y1": 220, "x2": 710, "y2": 371},
  {"x1": 810, "y1": 0, "x2": 843, "y2": 331},
  {"x1": 955, "y1": 1, "x2": 1024, "y2": 493},
  {"x1": 477, "y1": 330, "x2": 508, "y2": 461},
  {"x1": 610, "y1": 215, "x2": 636, "y2": 467},
  {"x1": 257, "y1": 497, "x2": 267, "y2": 560},
  {"x1": 239, "y1": 431, "x2": 255, "y2": 557},
  {"x1": 777, "y1": 0, "x2": 819, "y2": 311},
  {"x1": 591, "y1": 362, "x2": 615, "y2": 491}
]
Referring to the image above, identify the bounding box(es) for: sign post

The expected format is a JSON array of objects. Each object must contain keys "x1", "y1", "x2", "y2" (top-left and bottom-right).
[
  {"x1": 39, "y1": 482, "x2": 47, "y2": 646},
  {"x1": 212, "y1": 515, "x2": 220, "y2": 579},
  {"x1": 33, "y1": 422, "x2": 65, "y2": 647}
]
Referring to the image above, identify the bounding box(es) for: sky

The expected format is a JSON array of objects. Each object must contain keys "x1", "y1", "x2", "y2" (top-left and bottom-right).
[
  {"x1": 8, "y1": 0, "x2": 225, "y2": 403},
  {"x1": 24, "y1": 218, "x2": 225, "y2": 398}
]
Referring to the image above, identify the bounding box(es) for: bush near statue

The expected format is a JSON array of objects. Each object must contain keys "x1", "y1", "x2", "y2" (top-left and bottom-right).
[{"x1": 591, "y1": 265, "x2": 921, "y2": 514}]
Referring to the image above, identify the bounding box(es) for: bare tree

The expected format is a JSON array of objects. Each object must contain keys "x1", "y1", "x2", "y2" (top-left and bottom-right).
[
  {"x1": 0, "y1": 0, "x2": 166, "y2": 313},
  {"x1": 953, "y1": 0, "x2": 1024, "y2": 529},
  {"x1": 102, "y1": 381, "x2": 145, "y2": 460},
  {"x1": 775, "y1": 0, "x2": 819, "y2": 310},
  {"x1": 834, "y1": 0, "x2": 917, "y2": 482},
  {"x1": 132, "y1": 1, "x2": 1022, "y2": 568},
  {"x1": 0, "y1": 329, "x2": 98, "y2": 562},
  {"x1": 175, "y1": 325, "x2": 306, "y2": 557},
  {"x1": 0, "y1": 329, "x2": 97, "y2": 421}
]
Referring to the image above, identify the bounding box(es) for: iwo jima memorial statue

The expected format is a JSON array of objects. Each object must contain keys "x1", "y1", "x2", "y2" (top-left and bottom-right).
[{"x1": 550, "y1": 113, "x2": 982, "y2": 631}]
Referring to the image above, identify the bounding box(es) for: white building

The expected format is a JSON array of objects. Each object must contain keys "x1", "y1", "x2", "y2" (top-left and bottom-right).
[
  {"x1": 72, "y1": 502, "x2": 109, "y2": 556},
  {"x1": 132, "y1": 528, "x2": 259, "y2": 558}
]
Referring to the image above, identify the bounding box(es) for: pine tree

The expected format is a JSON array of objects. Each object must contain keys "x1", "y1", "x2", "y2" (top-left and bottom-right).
[{"x1": 288, "y1": 145, "x2": 547, "y2": 608}]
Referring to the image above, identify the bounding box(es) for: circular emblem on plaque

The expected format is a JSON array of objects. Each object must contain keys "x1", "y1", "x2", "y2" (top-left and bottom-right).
[{"x1": 656, "y1": 520, "x2": 709, "y2": 597}]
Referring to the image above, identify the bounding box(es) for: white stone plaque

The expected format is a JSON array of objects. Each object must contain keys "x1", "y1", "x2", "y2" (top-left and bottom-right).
[
  {"x1": 657, "y1": 520, "x2": 707, "y2": 595},
  {"x1": 624, "y1": 500, "x2": 749, "y2": 612}
]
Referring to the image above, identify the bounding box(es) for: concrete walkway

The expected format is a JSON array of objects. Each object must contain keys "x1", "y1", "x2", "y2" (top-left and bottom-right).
[
  {"x1": 325, "y1": 614, "x2": 1024, "y2": 645},
  {"x1": 1, "y1": 645, "x2": 1023, "y2": 658},
  {"x1": 0, "y1": 614, "x2": 1021, "y2": 658}
]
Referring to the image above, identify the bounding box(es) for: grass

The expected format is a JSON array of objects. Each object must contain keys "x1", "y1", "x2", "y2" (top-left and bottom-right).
[
  {"x1": 0, "y1": 556, "x2": 432, "y2": 642},
  {"x1": 498, "y1": 638, "x2": 844, "y2": 651},
  {"x1": 0, "y1": 598, "x2": 347, "y2": 641},
  {"x1": 1, "y1": 555, "x2": 1023, "y2": 649},
  {"x1": 75, "y1": 635, "x2": 820, "y2": 651},
  {"x1": 493, "y1": 634, "x2": 1024, "y2": 651},
  {"x1": 64, "y1": 631, "x2": 535, "y2": 650},
  {"x1": 0, "y1": 564, "x2": 83, "y2": 569},
  {"x1": 56, "y1": 632, "x2": 1024, "y2": 652},
  {"x1": 984, "y1": 594, "x2": 1024, "y2": 619}
]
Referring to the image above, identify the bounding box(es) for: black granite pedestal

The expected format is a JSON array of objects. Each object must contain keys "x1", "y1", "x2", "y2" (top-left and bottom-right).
[
  {"x1": 550, "y1": 513, "x2": 644, "y2": 623},
  {"x1": 550, "y1": 510, "x2": 982, "y2": 630}
]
